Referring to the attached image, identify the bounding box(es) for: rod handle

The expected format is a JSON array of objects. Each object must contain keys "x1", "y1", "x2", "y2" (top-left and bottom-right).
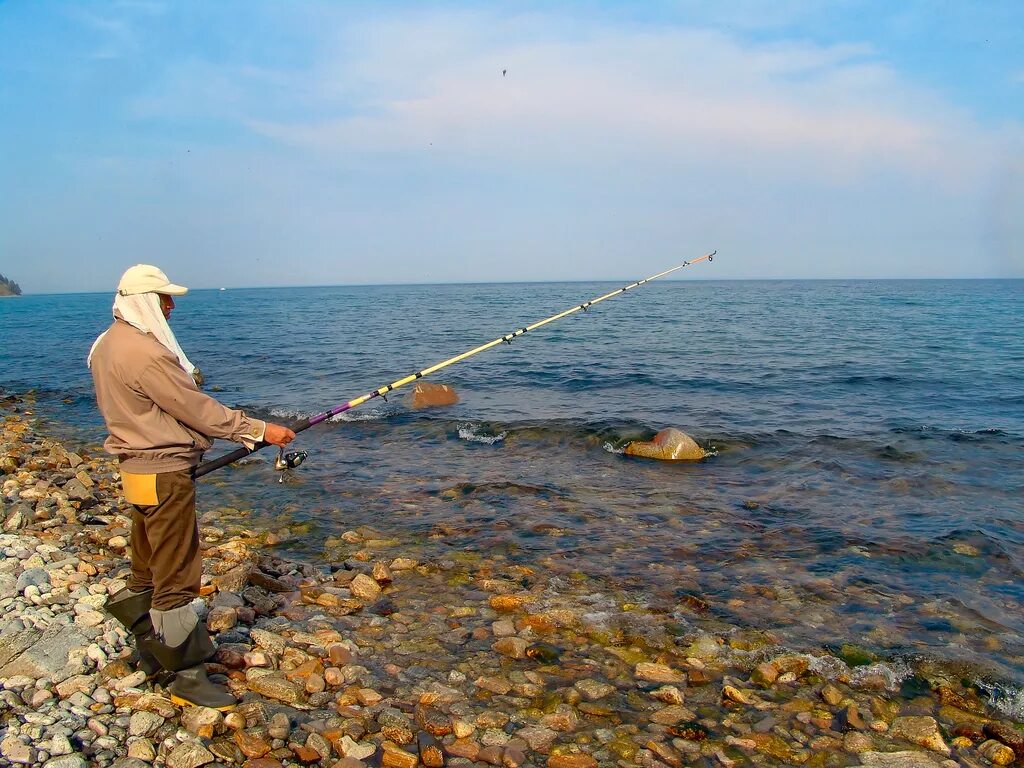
[{"x1": 194, "y1": 442, "x2": 267, "y2": 478}]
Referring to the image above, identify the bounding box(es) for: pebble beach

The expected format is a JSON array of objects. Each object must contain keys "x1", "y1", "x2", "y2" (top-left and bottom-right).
[{"x1": 2, "y1": 394, "x2": 1023, "y2": 768}]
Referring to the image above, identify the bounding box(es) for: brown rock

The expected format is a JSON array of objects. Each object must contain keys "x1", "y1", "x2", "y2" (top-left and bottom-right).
[
  {"x1": 248, "y1": 675, "x2": 305, "y2": 706},
  {"x1": 445, "y1": 738, "x2": 481, "y2": 760},
  {"x1": 329, "y1": 644, "x2": 354, "y2": 666},
  {"x1": 624, "y1": 428, "x2": 704, "y2": 461},
  {"x1": 351, "y1": 574, "x2": 382, "y2": 602},
  {"x1": 489, "y1": 595, "x2": 532, "y2": 612},
  {"x1": 635, "y1": 662, "x2": 686, "y2": 684},
  {"x1": 381, "y1": 741, "x2": 418, "y2": 768},
  {"x1": 372, "y1": 561, "x2": 394, "y2": 584},
  {"x1": 984, "y1": 722, "x2": 1024, "y2": 759},
  {"x1": 979, "y1": 739, "x2": 1016, "y2": 766},
  {"x1": 493, "y1": 637, "x2": 529, "y2": 659},
  {"x1": 415, "y1": 707, "x2": 452, "y2": 738},
  {"x1": 418, "y1": 732, "x2": 444, "y2": 768},
  {"x1": 410, "y1": 382, "x2": 459, "y2": 409},
  {"x1": 514, "y1": 726, "x2": 557, "y2": 753},
  {"x1": 241, "y1": 759, "x2": 283, "y2": 768},
  {"x1": 547, "y1": 754, "x2": 598, "y2": 768},
  {"x1": 478, "y1": 746, "x2": 505, "y2": 766},
  {"x1": 235, "y1": 730, "x2": 272, "y2": 758},
  {"x1": 889, "y1": 716, "x2": 950, "y2": 755},
  {"x1": 207, "y1": 606, "x2": 238, "y2": 633},
  {"x1": 290, "y1": 744, "x2": 323, "y2": 764}
]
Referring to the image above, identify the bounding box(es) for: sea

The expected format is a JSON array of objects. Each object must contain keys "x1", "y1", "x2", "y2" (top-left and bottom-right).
[{"x1": 2, "y1": 278, "x2": 1023, "y2": 713}]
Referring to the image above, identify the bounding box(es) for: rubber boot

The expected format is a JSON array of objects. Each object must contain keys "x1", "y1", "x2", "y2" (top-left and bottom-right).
[
  {"x1": 141, "y1": 622, "x2": 235, "y2": 710},
  {"x1": 104, "y1": 587, "x2": 162, "y2": 677}
]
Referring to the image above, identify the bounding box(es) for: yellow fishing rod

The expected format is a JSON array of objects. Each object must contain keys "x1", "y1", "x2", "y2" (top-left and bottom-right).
[{"x1": 195, "y1": 252, "x2": 715, "y2": 478}]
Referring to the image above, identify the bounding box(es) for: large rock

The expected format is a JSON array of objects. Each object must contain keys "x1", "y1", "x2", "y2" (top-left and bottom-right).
[
  {"x1": 409, "y1": 382, "x2": 459, "y2": 409},
  {"x1": 624, "y1": 428, "x2": 705, "y2": 461},
  {"x1": 888, "y1": 717, "x2": 950, "y2": 755},
  {"x1": 0, "y1": 624, "x2": 90, "y2": 682}
]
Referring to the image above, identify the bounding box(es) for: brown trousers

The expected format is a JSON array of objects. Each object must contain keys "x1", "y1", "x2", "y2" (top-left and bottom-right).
[{"x1": 125, "y1": 469, "x2": 202, "y2": 611}]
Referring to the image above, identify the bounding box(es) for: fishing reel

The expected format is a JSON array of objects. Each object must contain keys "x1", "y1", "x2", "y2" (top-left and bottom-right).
[{"x1": 274, "y1": 446, "x2": 308, "y2": 483}]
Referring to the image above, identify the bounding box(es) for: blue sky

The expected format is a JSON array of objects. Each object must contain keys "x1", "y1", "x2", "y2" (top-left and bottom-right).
[{"x1": 1, "y1": 1, "x2": 1022, "y2": 292}]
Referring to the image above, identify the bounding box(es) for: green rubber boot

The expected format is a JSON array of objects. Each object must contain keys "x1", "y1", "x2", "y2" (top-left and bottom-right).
[{"x1": 104, "y1": 587, "x2": 162, "y2": 677}]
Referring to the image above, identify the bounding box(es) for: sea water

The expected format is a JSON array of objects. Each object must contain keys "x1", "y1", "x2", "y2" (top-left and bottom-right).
[{"x1": 2, "y1": 278, "x2": 1022, "y2": 705}]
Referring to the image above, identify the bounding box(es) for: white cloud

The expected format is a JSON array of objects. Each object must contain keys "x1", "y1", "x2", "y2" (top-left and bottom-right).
[{"x1": 208, "y1": 10, "x2": 1005, "y2": 191}]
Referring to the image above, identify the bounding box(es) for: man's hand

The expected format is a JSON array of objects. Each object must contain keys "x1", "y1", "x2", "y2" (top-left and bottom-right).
[{"x1": 264, "y1": 423, "x2": 296, "y2": 447}]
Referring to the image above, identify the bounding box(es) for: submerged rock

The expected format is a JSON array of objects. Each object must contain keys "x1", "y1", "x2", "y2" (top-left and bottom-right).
[
  {"x1": 624, "y1": 428, "x2": 705, "y2": 461},
  {"x1": 409, "y1": 382, "x2": 459, "y2": 409}
]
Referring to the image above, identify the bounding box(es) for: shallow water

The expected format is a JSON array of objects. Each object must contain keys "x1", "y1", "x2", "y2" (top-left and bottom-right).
[{"x1": 2, "y1": 278, "x2": 1023, "y2": 702}]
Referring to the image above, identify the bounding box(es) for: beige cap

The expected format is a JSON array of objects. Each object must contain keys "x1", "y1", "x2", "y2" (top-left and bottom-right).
[{"x1": 116, "y1": 264, "x2": 189, "y2": 296}]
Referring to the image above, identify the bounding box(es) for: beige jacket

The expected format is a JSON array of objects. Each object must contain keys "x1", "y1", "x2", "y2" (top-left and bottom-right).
[{"x1": 90, "y1": 318, "x2": 265, "y2": 473}]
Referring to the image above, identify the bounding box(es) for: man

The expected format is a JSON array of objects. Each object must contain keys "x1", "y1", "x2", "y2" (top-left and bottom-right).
[{"x1": 88, "y1": 264, "x2": 296, "y2": 710}]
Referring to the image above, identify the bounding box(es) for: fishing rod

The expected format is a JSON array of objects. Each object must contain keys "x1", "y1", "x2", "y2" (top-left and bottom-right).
[{"x1": 194, "y1": 252, "x2": 715, "y2": 478}]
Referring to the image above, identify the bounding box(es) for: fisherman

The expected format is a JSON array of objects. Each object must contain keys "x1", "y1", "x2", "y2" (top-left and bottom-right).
[{"x1": 88, "y1": 264, "x2": 295, "y2": 710}]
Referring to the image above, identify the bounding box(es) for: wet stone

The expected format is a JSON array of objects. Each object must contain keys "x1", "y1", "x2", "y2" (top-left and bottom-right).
[
  {"x1": 635, "y1": 662, "x2": 685, "y2": 684},
  {"x1": 478, "y1": 745, "x2": 505, "y2": 766},
  {"x1": 165, "y1": 742, "x2": 216, "y2": 768},
  {"x1": 547, "y1": 754, "x2": 598, "y2": 768},
  {"x1": 575, "y1": 679, "x2": 615, "y2": 701},
  {"x1": 889, "y1": 716, "x2": 950, "y2": 755}
]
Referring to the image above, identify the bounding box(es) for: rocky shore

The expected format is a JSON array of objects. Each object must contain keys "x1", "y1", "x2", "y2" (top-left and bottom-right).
[{"x1": 1, "y1": 395, "x2": 1022, "y2": 768}]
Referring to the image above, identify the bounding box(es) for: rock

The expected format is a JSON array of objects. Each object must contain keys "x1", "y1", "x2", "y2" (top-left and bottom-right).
[
  {"x1": 350, "y1": 574, "x2": 382, "y2": 602},
  {"x1": 650, "y1": 685, "x2": 684, "y2": 704},
  {"x1": 409, "y1": 382, "x2": 458, "y2": 409},
  {"x1": 858, "y1": 751, "x2": 951, "y2": 768},
  {"x1": 127, "y1": 738, "x2": 157, "y2": 761},
  {"x1": 547, "y1": 755, "x2": 598, "y2": 768},
  {"x1": 821, "y1": 684, "x2": 845, "y2": 706},
  {"x1": 43, "y1": 756, "x2": 89, "y2": 768},
  {"x1": 516, "y1": 726, "x2": 558, "y2": 753},
  {"x1": 574, "y1": 679, "x2": 615, "y2": 701},
  {"x1": 372, "y1": 561, "x2": 393, "y2": 584},
  {"x1": 206, "y1": 606, "x2": 237, "y2": 632},
  {"x1": 234, "y1": 730, "x2": 272, "y2": 758},
  {"x1": 339, "y1": 736, "x2": 376, "y2": 760},
  {"x1": 475, "y1": 676, "x2": 512, "y2": 695},
  {"x1": 843, "y1": 732, "x2": 874, "y2": 753},
  {"x1": 181, "y1": 706, "x2": 224, "y2": 738},
  {"x1": 129, "y1": 711, "x2": 165, "y2": 736},
  {"x1": 983, "y1": 722, "x2": 1024, "y2": 759},
  {"x1": 478, "y1": 745, "x2": 505, "y2": 765},
  {"x1": 750, "y1": 661, "x2": 779, "y2": 686},
  {"x1": 539, "y1": 705, "x2": 579, "y2": 732},
  {"x1": 165, "y1": 742, "x2": 215, "y2": 768},
  {"x1": 889, "y1": 717, "x2": 950, "y2": 755},
  {"x1": 493, "y1": 637, "x2": 528, "y2": 659},
  {"x1": 635, "y1": 662, "x2": 685, "y2": 684},
  {"x1": 0, "y1": 624, "x2": 91, "y2": 682},
  {"x1": 624, "y1": 428, "x2": 704, "y2": 461},
  {"x1": 268, "y1": 713, "x2": 291, "y2": 739},
  {"x1": 978, "y1": 740, "x2": 1016, "y2": 766},
  {"x1": 134, "y1": 693, "x2": 179, "y2": 718},
  {"x1": 0, "y1": 573, "x2": 16, "y2": 599},
  {"x1": 16, "y1": 566, "x2": 49, "y2": 591},
  {"x1": 249, "y1": 628, "x2": 286, "y2": 654},
  {"x1": 248, "y1": 674, "x2": 305, "y2": 706},
  {"x1": 650, "y1": 704, "x2": 698, "y2": 725},
  {"x1": 1, "y1": 736, "x2": 36, "y2": 765},
  {"x1": 381, "y1": 741, "x2": 418, "y2": 768},
  {"x1": 418, "y1": 732, "x2": 444, "y2": 768}
]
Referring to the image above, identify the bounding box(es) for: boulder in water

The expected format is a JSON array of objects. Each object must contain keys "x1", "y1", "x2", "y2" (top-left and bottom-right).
[
  {"x1": 624, "y1": 428, "x2": 705, "y2": 461},
  {"x1": 409, "y1": 382, "x2": 459, "y2": 409}
]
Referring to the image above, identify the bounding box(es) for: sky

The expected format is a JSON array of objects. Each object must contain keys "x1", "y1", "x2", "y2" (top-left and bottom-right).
[{"x1": 1, "y1": 1, "x2": 1022, "y2": 293}]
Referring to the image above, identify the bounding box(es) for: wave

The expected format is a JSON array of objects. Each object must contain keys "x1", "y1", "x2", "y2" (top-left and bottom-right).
[{"x1": 457, "y1": 422, "x2": 507, "y2": 445}]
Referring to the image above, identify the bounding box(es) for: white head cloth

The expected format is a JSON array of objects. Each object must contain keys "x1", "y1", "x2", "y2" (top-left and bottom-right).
[{"x1": 87, "y1": 292, "x2": 197, "y2": 377}]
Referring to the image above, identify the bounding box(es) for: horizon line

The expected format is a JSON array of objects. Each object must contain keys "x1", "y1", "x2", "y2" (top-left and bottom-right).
[{"x1": 6, "y1": 274, "x2": 1023, "y2": 297}]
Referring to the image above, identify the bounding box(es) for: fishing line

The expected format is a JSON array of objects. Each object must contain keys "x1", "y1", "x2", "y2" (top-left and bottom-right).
[{"x1": 195, "y1": 252, "x2": 715, "y2": 478}]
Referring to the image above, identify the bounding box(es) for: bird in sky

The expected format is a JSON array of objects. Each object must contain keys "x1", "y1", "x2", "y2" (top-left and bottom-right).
[{"x1": 502, "y1": 69, "x2": 507, "y2": 76}]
